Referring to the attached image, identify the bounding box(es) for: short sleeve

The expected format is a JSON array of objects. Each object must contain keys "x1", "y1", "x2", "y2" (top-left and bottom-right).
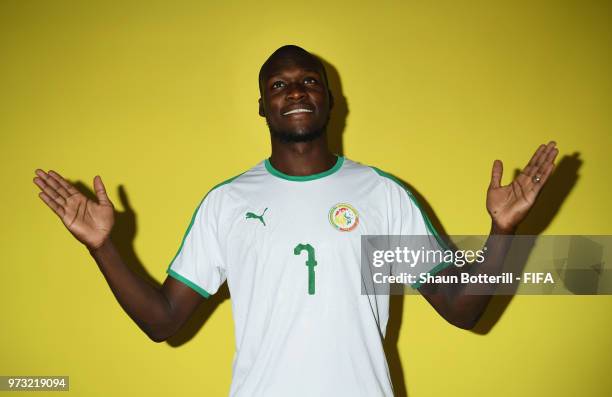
[
  {"x1": 166, "y1": 189, "x2": 227, "y2": 298},
  {"x1": 376, "y1": 169, "x2": 453, "y2": 289}
]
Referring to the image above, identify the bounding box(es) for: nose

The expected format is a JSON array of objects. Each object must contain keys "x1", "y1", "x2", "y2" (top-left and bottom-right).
[{"x1": 285, "y1": 82, "x2": 306, "y2": 101}]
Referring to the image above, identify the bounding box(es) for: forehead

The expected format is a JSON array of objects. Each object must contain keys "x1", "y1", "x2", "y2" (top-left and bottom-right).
[{"x1": 261, "y1": 56, "x2": 324, "y2": 81}]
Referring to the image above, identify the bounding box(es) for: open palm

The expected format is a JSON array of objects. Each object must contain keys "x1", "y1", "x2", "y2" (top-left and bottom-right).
[
  {"x1": 486, "y1": 141, "x2": 558, "y2": 233},
  {"x1": 33, "y1": 170, "x2": 115, "y2": 249}
]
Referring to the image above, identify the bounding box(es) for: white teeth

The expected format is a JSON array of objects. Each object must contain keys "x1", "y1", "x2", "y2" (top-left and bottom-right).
[{"x1": 283, "y1": 108, "x2": 313, "y2": 115}]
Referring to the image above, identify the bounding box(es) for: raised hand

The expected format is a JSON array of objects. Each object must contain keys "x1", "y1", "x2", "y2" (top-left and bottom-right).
[
  {"x1": 33, "y1": 170, "x2": 115, "y2": 249},
  {"x1": 486, "y1": 141, "x2": 559, "y2": 233}
]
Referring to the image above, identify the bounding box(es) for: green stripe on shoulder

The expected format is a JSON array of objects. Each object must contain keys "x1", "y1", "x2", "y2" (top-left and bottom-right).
[
  {"x1": 209, "y1": 171, "x2": 245, "y2": 191},
  {"x1": 164, "y1": 171, "x2": 245, "y2": 292},
  {"x1": 369, "y1": 166, "x2": 454, "y2": 290},
  {"x1": 368, "y1": 166, "x2": 450, "y2": 251}
]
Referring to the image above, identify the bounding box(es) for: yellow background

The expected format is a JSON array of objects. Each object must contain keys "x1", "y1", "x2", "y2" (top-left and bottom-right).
[{"x1": 1, "y1": 1, "x2": 610, "y2": 396}]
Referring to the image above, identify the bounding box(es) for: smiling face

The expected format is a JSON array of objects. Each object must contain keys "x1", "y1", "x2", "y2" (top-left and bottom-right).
[{"x1": 258, "y1": 48, "x2": 333, "y2": 143}]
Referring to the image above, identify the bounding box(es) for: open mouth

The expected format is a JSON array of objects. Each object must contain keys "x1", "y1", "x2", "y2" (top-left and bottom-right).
[{"x1": 282, "y1": 108, "x2": 313, "y2": 116}]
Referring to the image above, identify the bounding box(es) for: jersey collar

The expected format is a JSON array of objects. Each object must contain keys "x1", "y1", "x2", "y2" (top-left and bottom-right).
[{"x1": 264, "y1": 156, "x2": 345, "y2": 182}]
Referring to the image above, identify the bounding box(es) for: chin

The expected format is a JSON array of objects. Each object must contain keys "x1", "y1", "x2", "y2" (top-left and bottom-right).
[{"x1": 270, "y1": 127, "x2": 325, "y2": 143}]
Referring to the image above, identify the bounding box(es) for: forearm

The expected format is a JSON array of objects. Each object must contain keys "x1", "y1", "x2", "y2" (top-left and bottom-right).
[
  {"x1": 88, "y1": 238, "x2": 175, "y2": 342},
  {"x1": 422, "y1": 223, "x2": 515, "y2": 328},
  {"x1": 421, "y1": 141, "x2": 557, "y2": 328},
  {"x1": 452, "y1": 224, "x2": 514, "y2": 324}
]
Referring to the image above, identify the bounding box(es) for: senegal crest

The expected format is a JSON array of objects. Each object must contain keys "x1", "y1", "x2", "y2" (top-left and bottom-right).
[{"x1": 328, "y1": 203, "x2": 359, "y2": 232}]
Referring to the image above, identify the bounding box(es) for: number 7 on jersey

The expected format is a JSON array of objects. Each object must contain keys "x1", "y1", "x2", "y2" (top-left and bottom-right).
[{"x1": 294, "y1": 243, "x2": 317, "y2": 295}]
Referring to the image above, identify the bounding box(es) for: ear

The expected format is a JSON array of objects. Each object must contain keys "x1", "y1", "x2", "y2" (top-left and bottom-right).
[
  {"x1": 328, "y1": 89, "x2": 334, "y2": 111},
  {"x1": 258, "y1": 97, "x2": 265, "y2": 117}
]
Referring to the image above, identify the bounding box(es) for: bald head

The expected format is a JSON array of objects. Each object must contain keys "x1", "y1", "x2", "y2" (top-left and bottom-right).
[
  {"x1": 257, "y1": 45, "x2": 333, "y2": 144},
  {"x1": 258, "y1": 45, "x2": 329, "y2": 97}
]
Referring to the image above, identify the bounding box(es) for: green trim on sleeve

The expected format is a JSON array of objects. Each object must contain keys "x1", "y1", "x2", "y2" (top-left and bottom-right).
[
  {"x1": 165, "y1": 171, "x2": 244, "y2": 295},
  {"x1": 167, "y1": 269, "x2": 211, "y2": 299},
  {"x1": 265, "y1": 156, "x2": 344, "y2": 181},
  {"x1": 166, "y1": 199, "x2": 204, "y2": 272}
]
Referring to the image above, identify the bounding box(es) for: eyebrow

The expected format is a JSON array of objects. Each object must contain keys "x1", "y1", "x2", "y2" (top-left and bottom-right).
[{"x1": 265, "y1": 68, "x2": 322, "y2": 81}]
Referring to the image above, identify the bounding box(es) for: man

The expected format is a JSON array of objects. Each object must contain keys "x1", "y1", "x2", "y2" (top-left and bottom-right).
[{"x1": 33, "y1": 45, "x2": 558, "y2": 396}]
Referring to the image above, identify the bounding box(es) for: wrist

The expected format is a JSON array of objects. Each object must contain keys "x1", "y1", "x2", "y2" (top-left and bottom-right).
[
  {"x1": 491, "y1": 221, "x2": 516, "y2": 235},
  {"x1": 88, "y1": 237, "x2": 112, "y2": 255}
]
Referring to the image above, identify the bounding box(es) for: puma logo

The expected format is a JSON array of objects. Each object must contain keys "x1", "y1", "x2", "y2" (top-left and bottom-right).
[{"x1": 245, "y1": 208, "x2": 268, "y2": 226}]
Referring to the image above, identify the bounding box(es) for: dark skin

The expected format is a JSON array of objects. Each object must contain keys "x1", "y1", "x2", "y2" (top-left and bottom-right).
[
  {"x1": 32, "y1": 50, "x2": 558, "y2": 342},
  {"x1": 258, "y1": 53, "x2": 337, "y2": 175}
]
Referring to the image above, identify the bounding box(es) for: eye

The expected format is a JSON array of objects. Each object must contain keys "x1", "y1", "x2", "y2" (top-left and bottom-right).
[
  {"x1": 304, "y1": 77, "x2": 318, "y2": 84},
  {"x1": 272, "y1": 81, "x2": 285, "y2": 89}
]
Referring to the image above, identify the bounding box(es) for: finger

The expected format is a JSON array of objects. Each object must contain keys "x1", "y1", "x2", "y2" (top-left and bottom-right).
[
  {"x1": 534, "y1": 141, "x2": 557, "y2": 168},
  {"x1": 532, "y1": 146, "x2": 559, "y2": 181},
  {"x1": 541, "y1": 160, "x2": 555, "y2": 183},
  {"x1": 489, "y1": 160, "x2": 503, "y2": 189},
  {"x1": 531, "y1": 161, "x2": 556, "y2": 192},
  {"x1": 93, "y1": 175, "x2": 112, "y2": 206},
  {"x1": 38, "y1": 192, "x2": 65, "y2": 218},
  {"x1": 34, "y1": 169, "x2": 70, "y2": 200},
  {"x1": 544, "y1": 146, "x2": 559, "y2": 164},
  {"x1": 538, "y1": 149, "x2": 558, "y2": 184},
  {"x1": 522, "y1": 144, "x2": 546, "y2": 177},
  {"x1": 47, "y1": 170, "x2": 79, "y2": 196},
  {"x1": 33, "y1": 173, "x2": 66, "y2": 206}
]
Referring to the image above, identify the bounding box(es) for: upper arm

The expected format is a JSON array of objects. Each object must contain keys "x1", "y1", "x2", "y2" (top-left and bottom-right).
[
  {"x1": 159, "y1": 275, "x2": 207, "y2": 336},
  {"x1": 418, "y1": 267, "x2": 465, "y2": 328},
  {"x1": 371, "y1": 169, "x2": 476, "y2": 328},
  {"x1": 417, "y1": 265, "x2": 458, "y2": 315},
  {"x1": 159, "y1": 190, "x2": 228, "y2": 337},
  {"x1": 417, "y1": 265, "x2": 479, "y2": 330}
]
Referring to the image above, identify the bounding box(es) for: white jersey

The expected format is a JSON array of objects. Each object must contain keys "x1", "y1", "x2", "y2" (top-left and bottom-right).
[{"x1": 167, "y1": 156, "x2": 448, "y2": 397}]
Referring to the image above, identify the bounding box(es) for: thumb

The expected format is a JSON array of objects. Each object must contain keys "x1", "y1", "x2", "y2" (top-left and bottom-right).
[
  {"x1": 93, "y1": 175, "x2": 112, "y2": 206},
  {"x1": 490, "y1": 160, "x2": 503, "y2": 189}
]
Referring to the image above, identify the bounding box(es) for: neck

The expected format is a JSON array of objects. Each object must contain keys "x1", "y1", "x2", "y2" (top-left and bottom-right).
[{"x1": 269, "y1": 134, "x2": 336, "y2": 176}]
